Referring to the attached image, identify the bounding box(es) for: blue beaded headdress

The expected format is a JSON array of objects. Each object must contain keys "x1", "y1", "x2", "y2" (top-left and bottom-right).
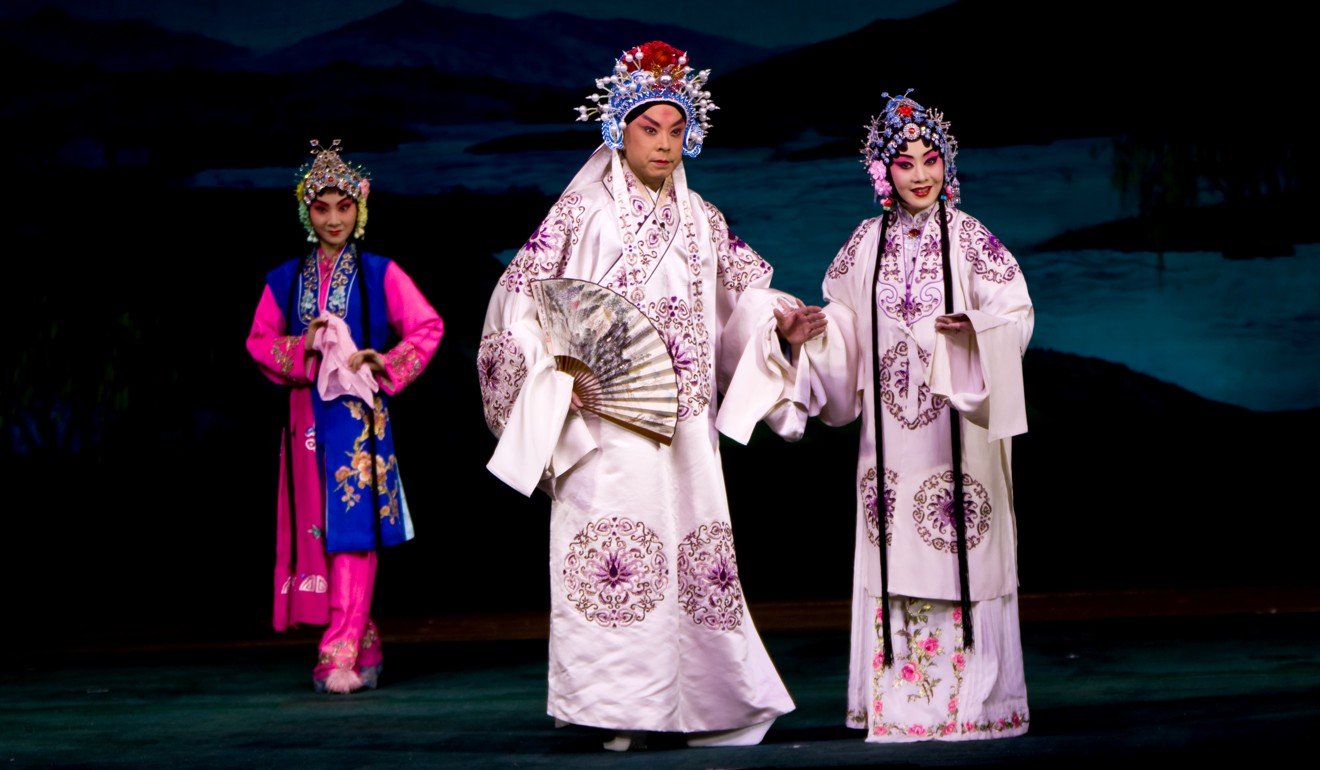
[
  {"x1": 861, "y1": 90, "x2": 960, "y2": 208},
  {"x1": 576, "y1": 41, "x2": 717, "y2": 159}
]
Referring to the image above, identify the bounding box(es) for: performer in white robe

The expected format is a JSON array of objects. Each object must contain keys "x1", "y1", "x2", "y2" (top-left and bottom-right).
[
  {"x1": 477, "y1": 41, "x2": 820, "y2": 750},
  {"x1": 733, "y1": 91, "x2": 1034, "y2": 741}
]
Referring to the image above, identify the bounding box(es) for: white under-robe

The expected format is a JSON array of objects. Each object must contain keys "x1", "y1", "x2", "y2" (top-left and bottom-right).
[{"x1": 478, "y1": 146, "x2": 795, "y2": 733}]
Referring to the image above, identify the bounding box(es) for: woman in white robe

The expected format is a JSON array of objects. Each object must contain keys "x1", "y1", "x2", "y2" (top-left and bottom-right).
[
  {"x1": 753, "y1": 91, "x2": 1034, "y2": 741},
  {"x1": 476, "y1": 41, "x2": 821, "y2": 750}
]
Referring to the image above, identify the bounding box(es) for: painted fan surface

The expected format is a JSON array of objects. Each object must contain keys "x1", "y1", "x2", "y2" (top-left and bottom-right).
[{"x1": 531, "y1": 278, "x2": 678, "y2": 445}]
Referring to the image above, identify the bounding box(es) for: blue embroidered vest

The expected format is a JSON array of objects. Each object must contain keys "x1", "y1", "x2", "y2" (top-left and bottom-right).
[{"x1": 267, "y1": 246, "x2": 413, "y2": 553}]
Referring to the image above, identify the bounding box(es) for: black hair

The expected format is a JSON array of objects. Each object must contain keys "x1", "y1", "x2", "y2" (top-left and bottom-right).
[
  {"x1": 624, "y1": 100, "x2": 687, "y2": 125},
  {"x1": 310, "y1": 186, "x2": 357, "y2": 200}
]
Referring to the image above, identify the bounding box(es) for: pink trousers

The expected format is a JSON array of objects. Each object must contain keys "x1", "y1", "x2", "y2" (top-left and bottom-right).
[{"x1": 313, "y1": 551, "x2": 383, "y2": 683}]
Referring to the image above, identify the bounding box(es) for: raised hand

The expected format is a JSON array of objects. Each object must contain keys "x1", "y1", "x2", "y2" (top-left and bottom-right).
[{"x1": 773, "y1": 297, "x2": 827, "y2": 346}]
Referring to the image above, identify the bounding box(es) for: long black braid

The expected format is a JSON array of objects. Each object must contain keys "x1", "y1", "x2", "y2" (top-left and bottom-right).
[
  {"x1": 937, "y1": 196, "x2": 975, "y2": 653},
  {"x1": 869, "y1": 184, "x2": 974, "y2": 668},
  {"x1": 869, "y1": 206, "x2": 896, "y2": 667}
]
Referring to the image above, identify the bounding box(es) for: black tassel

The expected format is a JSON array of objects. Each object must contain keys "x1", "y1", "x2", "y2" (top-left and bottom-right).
[{"x1": 938, "y1": 199, "x2": 975, "y2": 652}]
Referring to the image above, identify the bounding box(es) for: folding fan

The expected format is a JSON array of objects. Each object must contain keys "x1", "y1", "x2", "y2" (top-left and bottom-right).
[{"x1": 531, "y1": 278, "x2": 679, "y2": 445}]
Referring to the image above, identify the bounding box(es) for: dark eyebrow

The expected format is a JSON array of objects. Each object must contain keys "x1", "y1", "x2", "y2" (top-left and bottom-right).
[
  {"x1": 896, "y1": 147, "x2": 940, "y2": 161},
  {"x1": 637, "y1": 113, "x2": 686, "y2": 129}
]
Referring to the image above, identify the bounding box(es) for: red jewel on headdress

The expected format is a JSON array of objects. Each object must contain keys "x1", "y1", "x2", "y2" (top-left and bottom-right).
[
  {"x1": 897, "y1": 104, "x2": 914, "y2": 118},
  {"x1": 629, "y1": 40, "x2": 684, "y2": 73}
]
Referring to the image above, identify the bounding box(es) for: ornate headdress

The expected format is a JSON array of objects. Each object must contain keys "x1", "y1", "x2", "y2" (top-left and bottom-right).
[
  {"x1": 576, "y1": 41, "x2": 717, "y2": 158},
  {"x1": 861, "y1": 90, "x2": 960, "y2": 209},
  {"x1": 295, "y1": 139, "x2": 371, "y2": 242}
]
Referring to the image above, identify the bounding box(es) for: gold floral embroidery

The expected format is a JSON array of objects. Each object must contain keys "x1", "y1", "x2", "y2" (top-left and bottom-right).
[
  {"x1": 385, "y1": 341, "x2": 423, "y2": 389},
  {"x1": 271, "y1": 335, "x2": 303, "y2": 376},
  {"x1": 332, "y1": 397, "x2": 401, "y2": 524},
  {"x1": 319, "y1": 639, "x2": 359, "y2": 671}
]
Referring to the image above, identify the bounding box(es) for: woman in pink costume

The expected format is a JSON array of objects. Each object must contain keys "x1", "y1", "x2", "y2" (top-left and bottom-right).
[{"x1": 246, "y1": 140, "x2": 444, "y2": 693}]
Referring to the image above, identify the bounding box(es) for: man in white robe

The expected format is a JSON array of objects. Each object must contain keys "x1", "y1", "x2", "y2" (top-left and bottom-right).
[{"x1": 476, "y1": 41, "x2": 822, "y2": 750}]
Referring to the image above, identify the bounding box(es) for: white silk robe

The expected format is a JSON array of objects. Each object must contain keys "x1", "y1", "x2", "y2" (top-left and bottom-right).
[
  {"x1": 478, "y1": 147, "x2": 795, "y2": 733},
  {"x1": 757, "y1": 203, "x2": 1034, "y2": 741}
]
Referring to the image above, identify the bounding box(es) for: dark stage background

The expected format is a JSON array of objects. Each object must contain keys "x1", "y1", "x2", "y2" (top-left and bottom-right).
[{"x1": 3, "y1": 0, "x2": 1318, "y2": 651}]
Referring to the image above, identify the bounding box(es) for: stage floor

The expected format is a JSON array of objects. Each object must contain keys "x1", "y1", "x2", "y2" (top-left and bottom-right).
[{"x1": 4, "y1": 589, "x2": 1317, "y2": 768}]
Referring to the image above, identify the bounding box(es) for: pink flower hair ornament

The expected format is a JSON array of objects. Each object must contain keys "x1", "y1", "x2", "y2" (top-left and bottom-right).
[{"x1": 860, "y1": 90, "x2": 961, "y2": 208}]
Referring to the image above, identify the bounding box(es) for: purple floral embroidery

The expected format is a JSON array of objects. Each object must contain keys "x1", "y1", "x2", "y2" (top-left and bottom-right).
[
  {"x1": 705, "y1": 201, "x2": 771, "y2": 294},
  {"x1": 875, "y1": 225, "x2": 944, "y2": 325},
  {"x1": 604, "y1": 169, "x2": 680, "y2": 305},
  {"x1": 630, "y1": 192, "x2": 650, "y2": 217},
  {"x1": 677, "y1": 522, "x2": 745, "y2": 631},
  {"x1": 646, "y1": 294, "x2": 710, "y2": 421},
  {"x1": 564, "y1": 516, "x2": 668, "y2": 628},
  {"x1": 860, "y1": 467, "x2": 898, "y2": 546},
  {"x1": 917, "y1": 235, "x2": 943, "y2": 282},
  {"x1": 522, "y1": 224, "x2": 557, "y2": 255},
  {"x1": 500, "y1": 193, "x2": 585, "y2": 294},
  {"x1": 879, "y1": 342, "x2": 948, "y2": 430},
  {"x1": 826, "y1": 217, "x2": 879, "y2": 280},
  {"x1": 959, "y1": 217, "x2": 1019, "y2": 285},
  {"x1": 666, "y1": 332, "x2": 694, "y2": 377},
  {"x1": 912, "y1": 471, "x2": 992, "y2": 552},
  {"x1": 683, "y1": 204, "x2": 703, "y2": 277},
  {"x1": 879, "y1": 227, "x2": 903, "y2": 284},
  {"x1": 477, "y1": 330, "x2": 527, "y2": 437}
]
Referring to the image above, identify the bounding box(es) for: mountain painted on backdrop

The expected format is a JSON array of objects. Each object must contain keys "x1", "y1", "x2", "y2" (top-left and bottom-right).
[
  {"x1": 259, "y1": 0, "x2": 777, "y2": 83},
  {"x1": 714, "y1": 0, "x2": 1307, "y2": 149},
  {"x1": 1, "y1": 1, "x2": 773, "y2": 82},
  {"x1": 0, "y1": 7, "x2": 251, "y2": 71},
  {"x1": 5, "y1": 0, "x2": 773, "y2": 170}
]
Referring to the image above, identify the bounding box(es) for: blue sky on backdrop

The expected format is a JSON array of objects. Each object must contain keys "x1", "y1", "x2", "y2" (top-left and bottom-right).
[{"x1": 3, "y1": 0, "x2": 953, "y2": 49}]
